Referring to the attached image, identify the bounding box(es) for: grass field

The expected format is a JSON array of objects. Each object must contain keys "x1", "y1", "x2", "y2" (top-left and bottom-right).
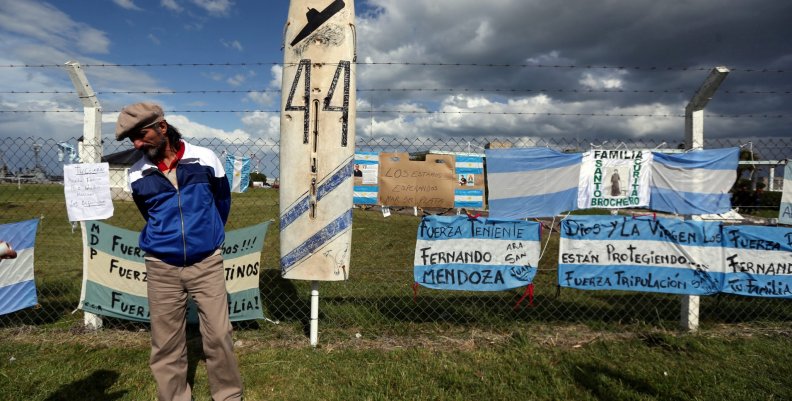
[
  {"x1": 3, "y1": 325, "x2": 792, "y2": 400},
  {"x1": 2, "y1": 183, "x2": 792, "y2": 400}
]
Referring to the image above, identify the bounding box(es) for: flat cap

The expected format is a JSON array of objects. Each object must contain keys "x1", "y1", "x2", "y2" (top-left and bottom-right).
[{"x1": 115, "y1": 102, "x2": 164, "y2": 140}]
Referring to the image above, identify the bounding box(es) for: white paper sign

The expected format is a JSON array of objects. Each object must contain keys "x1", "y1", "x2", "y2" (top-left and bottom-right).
[
  {"x1": 64, "y1": 163, "x2": 114, "y2": 221},
  {"x1": 361, "y1": 164, "x2": 378, "y2": 185}
]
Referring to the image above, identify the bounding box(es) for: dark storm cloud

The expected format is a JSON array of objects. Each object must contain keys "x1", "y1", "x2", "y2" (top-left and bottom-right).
[{"x1": 355, "y1": 0, "x2": 792, "y2": 139}]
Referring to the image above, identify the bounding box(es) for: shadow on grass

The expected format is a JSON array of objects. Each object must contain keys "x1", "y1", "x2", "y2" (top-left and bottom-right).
[
  {"x1": 702, "y1": 293, "x2": 792, "y2": 322},
  {"x1": 571, "y1": 362, "x2": 686, "y2": 401},
  {"x1": 43, "y1": 369, "x2": 127, "y2": 401},
  {"x1": 259, "y1": 268, "x2": 312, "y2": 335}
]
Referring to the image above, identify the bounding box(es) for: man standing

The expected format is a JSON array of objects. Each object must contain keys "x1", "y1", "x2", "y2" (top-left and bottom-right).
[{"x1": 117, "y1": 102, "x2": 243, "y2": 401}]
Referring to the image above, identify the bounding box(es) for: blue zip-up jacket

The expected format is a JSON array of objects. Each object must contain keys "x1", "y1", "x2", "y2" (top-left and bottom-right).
[{"x1": 128, "y1": 141, "x2": 231, "y2": 266}]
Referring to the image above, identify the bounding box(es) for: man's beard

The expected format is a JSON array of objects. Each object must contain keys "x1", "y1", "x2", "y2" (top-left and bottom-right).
[{"x1": 144, "y1": 136, "x2": 168, "y2": 160}]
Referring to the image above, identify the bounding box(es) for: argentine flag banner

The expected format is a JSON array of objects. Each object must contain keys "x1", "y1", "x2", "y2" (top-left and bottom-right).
[
  {"x1": 414, "y1": 215, "x2": 540, "y2": 291},
  {"x1": 225, "y1": 155, "x2": 251, "y2": 193},
  {"x1": 486, "y1": 147, "x2": 582, "y2": 218},
  {"x1": 79, "y1": 220, "x2": 270, "y2": 322},
  {"x1": 0, "y1": 219, "x2": 39, "y2": 315},
  {"x1": 721, "y1": 225, "x2": 792, "y2": 298},
  {"x1": 486, "y1": 147, "x2": 738, "y2": 218},
  {"x1": 559, "y1": 215, "x2": 724, "y2": 295},
  {"x1": 649, "y1": 148, "x2": 738, "y2": 215}
]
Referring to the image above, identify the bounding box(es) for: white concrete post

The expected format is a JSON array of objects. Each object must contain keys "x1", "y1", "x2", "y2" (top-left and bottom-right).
[
  {"x1": 310, "y1": 281, "x2": 320, "y2": 347},
  {"x1": 64, "y1": 60, "x2": 104, "y2": 331},
  {"x1": 681, "y1": 66, "x2": 729, "y2": 332}
]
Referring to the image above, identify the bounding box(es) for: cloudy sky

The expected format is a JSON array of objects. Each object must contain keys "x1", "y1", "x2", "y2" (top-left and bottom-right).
[{"x1": 0, "y1": 0, "x2": 790, "y2": 149}]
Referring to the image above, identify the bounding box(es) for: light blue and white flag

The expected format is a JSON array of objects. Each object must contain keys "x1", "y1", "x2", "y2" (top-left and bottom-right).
[
  {"x1": 225, "y1": 155, "x2": 251, "y2": 193},
  {"x1": 721, "y1": 225, "x2": 792, "y2": 298},
  {"x1": 454, "y1": 155, "x2": 484, "y2": 175},
  {"x1": 0, "y1": 219, "x2": 39, "y2": 315},
  {"x1": 485, "y1": 147, "x2": 582, "y2": 218},
  {"x1": 414, "y1": 215, "x2": 540, "y2": 291},
  {"x1": 454, "y1": 154, "x2": 484, "y2": 209},
  {"x1": 57, "y1": 142, "x2": 79, "y2": 163},
  {"x1": 353, "y1": 151, "x2": 379, "y2": 205},
  {"x1": 454, "y1": 189, "x2": 484, "y2": 209},
  {"x1": 779, "y1": 163, "x2": 792, "y2": 225},
  {"x1": 649, "y1": 148, "x2": 738, "y2": 215},
  {"x1": 559, "y1": 215, "x2": 725, "y2": 295}
]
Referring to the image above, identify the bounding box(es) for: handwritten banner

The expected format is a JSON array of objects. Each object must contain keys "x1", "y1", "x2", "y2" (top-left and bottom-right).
[
  {"x1": 414, "y1": 216, "x2": 540, "y2": 291},
  {"x1": 79, "y1": 220, "x2": 270, "y2": 322},
  {"x1": 721, "y1": 225, "x2": 792, "y2": 298},
  {"x1": 559, "y1": 216, "x2": 724, "y2": 295},
  {"x1": 63, "y1": 163, "x2": 113, "y2": 221}
]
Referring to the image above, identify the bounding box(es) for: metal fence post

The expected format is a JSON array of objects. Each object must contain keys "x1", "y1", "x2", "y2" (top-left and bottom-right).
[
  {"x1": 64, "y1": 60, "x2": 104, "y2": 331},
  {"x1": 681, "y1": 66, "x2": 730, "y2": 332}
]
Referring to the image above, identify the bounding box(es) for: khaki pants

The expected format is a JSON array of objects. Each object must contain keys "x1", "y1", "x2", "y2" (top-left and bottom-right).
[{"x1": 145, "y1": 251, "x2": 243, "y2": 401}]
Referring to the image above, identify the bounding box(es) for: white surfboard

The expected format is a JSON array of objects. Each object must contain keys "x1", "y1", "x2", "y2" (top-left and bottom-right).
[{"x1": 279, "y1": 0, "x2": 356, "y2": 281}]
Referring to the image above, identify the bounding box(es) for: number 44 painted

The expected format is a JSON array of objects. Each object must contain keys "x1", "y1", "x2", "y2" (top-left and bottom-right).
[{"x1": 285, "y1": 59, "x2": 351, "y2": 147}]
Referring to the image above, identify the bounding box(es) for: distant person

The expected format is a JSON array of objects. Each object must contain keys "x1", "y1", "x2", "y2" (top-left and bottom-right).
[
  {"x1": 754, "y1": 187, "x2": 764, "y2": 211},
  {"x1": 733, "y1": 184, "x2": 750, "y2": 209},
  {"x1": 116, "y1": 102, "x2": 243, "y2": 401}
]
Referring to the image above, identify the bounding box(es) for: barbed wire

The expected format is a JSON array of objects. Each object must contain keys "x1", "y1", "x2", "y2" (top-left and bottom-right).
[
  {"x1": 0, "y1": 61, "x2": 787, "y2": 73},
  {"x1": 0, "y1": 109, "x2": 785, "y2": 119},
  {"x1": 1, "y1": 88, "x2": 790, "y2": 95}
]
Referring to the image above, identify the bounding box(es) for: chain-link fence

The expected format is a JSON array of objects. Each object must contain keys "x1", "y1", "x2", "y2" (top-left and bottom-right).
[{"x1": 0, "y1": 135, "x2": 790, "y2": 334}]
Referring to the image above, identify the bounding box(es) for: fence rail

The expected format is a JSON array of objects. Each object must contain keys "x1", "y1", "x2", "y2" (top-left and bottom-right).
[{"x1": 0, "y1": 135, "x2": 790, "y2": 335}]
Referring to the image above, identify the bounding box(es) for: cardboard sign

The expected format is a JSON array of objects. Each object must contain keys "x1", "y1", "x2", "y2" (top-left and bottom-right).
[{"x1": 377, "y1": 152, "x2": 455, "y2": 208}]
